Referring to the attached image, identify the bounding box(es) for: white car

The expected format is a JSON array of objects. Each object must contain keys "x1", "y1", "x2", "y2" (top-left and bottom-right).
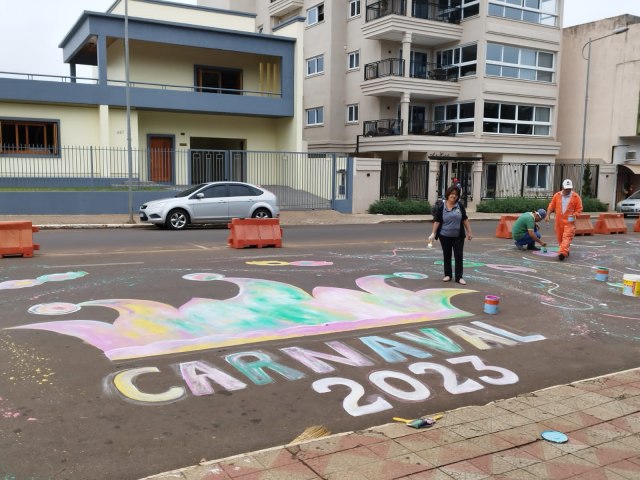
[
  {"x1": 139, "y1": 182, "x2": 279, "y2": 230},
  {"x1": 616, "y1": 190, "x2": 640, "y2": 217}
]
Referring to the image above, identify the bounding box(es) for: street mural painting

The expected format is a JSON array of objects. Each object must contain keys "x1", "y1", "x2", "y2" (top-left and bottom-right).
[
  {"x1": 246, "y1": 260, "x2": 333, "y2": 266},
  {"x1": 6, "y1": 271, "x2": 548, "y2": 416},
  {"x1": 0, "y1": 271, "x2": 87, "y2": 290},
  {"x1": 13, "y1": 272, "x2": 477, "y2": 360}
]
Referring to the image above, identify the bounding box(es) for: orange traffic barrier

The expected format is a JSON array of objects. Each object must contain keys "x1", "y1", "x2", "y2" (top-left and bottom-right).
[
  {"x1": 495, "y1": 215, "x2": 519, "y2": 239},
  {"x1": 593, "y1": 213, "x2": 627, "y2": 235},
  {"x1": 0, "y1": 221, "x2": 40, "y2": 258},
  {"x1": 635, "y1": 217, "x2": 640, "y2": 233},
  {"x1": 574, "y1": 214, "x2": 594, "y2": 236},
  {"x1": 227, "y1": 218, "x2": 282, "y2": 249}
]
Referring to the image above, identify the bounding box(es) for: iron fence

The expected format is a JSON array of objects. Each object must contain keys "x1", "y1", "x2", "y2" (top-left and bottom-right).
[
  {"x1": 0, "y1": 146, "x2": 349, "y2": 210},
  {"x1": 380, "y1": 161, "x2": 600, "y2": 202}
]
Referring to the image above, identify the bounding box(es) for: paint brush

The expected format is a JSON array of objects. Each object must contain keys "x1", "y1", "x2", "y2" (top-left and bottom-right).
[{"x1": 393, "y1": 414, "x2": 443, "y2": 429}]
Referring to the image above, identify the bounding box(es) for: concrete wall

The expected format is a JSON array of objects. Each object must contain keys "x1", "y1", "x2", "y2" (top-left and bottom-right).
[{"x1": 351, "y1": 157, "x2": 381, "y2": 214}]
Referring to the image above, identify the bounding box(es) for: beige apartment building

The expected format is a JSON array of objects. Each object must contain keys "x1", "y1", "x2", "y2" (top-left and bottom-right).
[
  {"x1": 556, "y1": 14, "x2": 640, "y2": 208},
  {"x1": 203, "y1": 2, "x2": 638, "y2": 210},
  {"x1": 200, "y1": 0, "x2": 564, "y2": 211}
]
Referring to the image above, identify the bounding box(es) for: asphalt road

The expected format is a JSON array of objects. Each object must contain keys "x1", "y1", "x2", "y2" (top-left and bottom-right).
[{"x1": 0, "y1": 222, "x2": 639, "y2": 480}]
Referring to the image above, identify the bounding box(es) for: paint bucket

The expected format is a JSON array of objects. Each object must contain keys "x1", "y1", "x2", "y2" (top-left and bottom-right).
[
  {"x1": 484, "y1": 295, "x2": 500, "y2": 314},
  {"x1": 622, "y1": 274, "x2": 640, "y2": 297},
  {"x1": 594, "y1": 267, "x2": 609, "y2": 282}
]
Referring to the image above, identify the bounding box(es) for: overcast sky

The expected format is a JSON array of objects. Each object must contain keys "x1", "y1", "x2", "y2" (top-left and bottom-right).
[{"x1": 1, "y1": 0, "x2": 639, "y2": 77}]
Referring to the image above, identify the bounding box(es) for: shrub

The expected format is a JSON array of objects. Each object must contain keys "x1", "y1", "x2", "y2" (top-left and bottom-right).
[
  {"x1": 476, "y1": 197, "x2": 608, "y2": 213},
  {"x1": 368, "y1": 198, "x2": 431, "y2": 215}
]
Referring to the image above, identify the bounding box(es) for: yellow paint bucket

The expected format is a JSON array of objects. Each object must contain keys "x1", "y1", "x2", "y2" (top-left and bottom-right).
[{"x1": 622, "y1": 274, "x2": 640, "y2": 297}]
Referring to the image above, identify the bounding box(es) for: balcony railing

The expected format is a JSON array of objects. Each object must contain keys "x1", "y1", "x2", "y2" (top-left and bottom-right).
[
  {"x1": 363, "y1": 118, "x2": 403, "y2": 137},
  {"x1": 366, "y1": 0, "x2": 406, "y2": 22},
  {"x1": 408, "y1": 121, "x2": 457, "y2": 136},
  {"x1": 412, "y1": 2, "x2": 461, "y2": 24},
  {"x1": 364, "y1": 58, "x2": 404, "y2": 80},
  {"x1": 366, "y1": 0, "x2": 461, "y2": 24}
]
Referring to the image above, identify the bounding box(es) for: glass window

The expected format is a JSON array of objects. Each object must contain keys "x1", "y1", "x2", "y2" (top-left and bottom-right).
[
  {"x1": 306, "y1": 55, "x2": 324, "y2": 76},
  {"x1": 348, "y1": 0, "x2": 361, "y2": 18},
  {"x1": 307, "y1": 3, "x2": 325, "y2": 26},
  {"x1": 201, "y1": 185, "x2": 228, "y2": 198},
  {"x1": 483, "y1": 102, "x2": 551, "y2": 136},
  {"x1": 0, "y1": 118, "x2": 60, "y2": 155},
  {"x1": 229, "y1": 184, "x2": 253, "y2": 196},
  {"x1": 306, "y1": 107, "x2": 324, "y2": 126},
  {"x1": 488, "y1": 0, "x2": 557, "y2": 26},
  {"x1": 348, "y1": 51, "x2": 360, "y2": 70},
  {"x1": 437, "y1": 43, "x2": 477, "y2": 79},
  {"x1": 347, "y1": 104, "x2": 359, "y2": 123},
  {"x1": 432, "y1": 102, "x2": 475, "y2": 134},
  {"x1": 485, "y1": 42, "x2": 555, "y2": 82}
]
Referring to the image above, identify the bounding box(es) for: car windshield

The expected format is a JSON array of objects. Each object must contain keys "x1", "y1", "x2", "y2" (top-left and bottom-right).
[
  {"x1": 174, "y1": 184, "x2": 207, "y2": 198},
  {"x1": 628, "y1": 190, "x2": 640, "y2": 200}
]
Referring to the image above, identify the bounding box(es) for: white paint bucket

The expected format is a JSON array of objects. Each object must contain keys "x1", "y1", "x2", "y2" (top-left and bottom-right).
[{"x1": 622, "y1": 274, "x2": 640, "y2": 297}]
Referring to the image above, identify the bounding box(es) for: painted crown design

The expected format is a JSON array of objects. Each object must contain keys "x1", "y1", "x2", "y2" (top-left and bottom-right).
[{"x1": 11, "y1": 272, "x2": 474, "y2": 361}]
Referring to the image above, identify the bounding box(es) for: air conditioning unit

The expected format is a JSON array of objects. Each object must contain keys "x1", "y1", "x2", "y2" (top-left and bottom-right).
[{"x1": 625, "y1": 151, "x2": 637, "y2": 161}]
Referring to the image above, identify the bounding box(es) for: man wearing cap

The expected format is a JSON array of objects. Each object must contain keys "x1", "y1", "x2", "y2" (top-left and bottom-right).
[
  {"x1": 512, "y1": 209, "x2": 548, "y2": 251},
  {"x1": 546, "y1": 179, "x2": 583, "y2": 261}
]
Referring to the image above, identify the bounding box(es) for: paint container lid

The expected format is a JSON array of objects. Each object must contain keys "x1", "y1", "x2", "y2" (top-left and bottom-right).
[
  {"x1": 595, "y1": 267, "x2": 609, "y2": 273},
  {"x1": 541, "y1": 430, "x2": 568, "y2": 443},
  {"x1": 484, "y1": 295, "x2": 500, "y2": 304},
  {"x1": 623, "y1": 274, "x2": 640, "y2": 281}
]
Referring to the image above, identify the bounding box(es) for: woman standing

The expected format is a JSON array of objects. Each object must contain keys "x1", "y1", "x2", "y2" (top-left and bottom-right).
[{"x1": 428, "y1": 185, "x2": 473, "y2": 284}]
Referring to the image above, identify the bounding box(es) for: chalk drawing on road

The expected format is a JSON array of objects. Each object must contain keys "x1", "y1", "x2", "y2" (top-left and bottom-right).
[
  {"x1": 246, "y1": 260, "x2": 334, "y2": 266},
  {"x1": 10, "y1": 272, "x2": 475, "y2": 361},
  {"x1": 29, "y1": 303, "x2": 81, "y2": 315},
  {"x1": 0, "y1": 271, "x2": 87, "y2": 290}
]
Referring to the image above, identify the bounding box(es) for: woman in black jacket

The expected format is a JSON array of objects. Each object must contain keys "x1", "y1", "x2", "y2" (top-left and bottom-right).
[{"x1": 428, "y1": 185, "x2": 473, "y2": 284}]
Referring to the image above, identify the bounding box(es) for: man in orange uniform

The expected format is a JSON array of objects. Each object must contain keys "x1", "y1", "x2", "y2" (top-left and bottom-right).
[{"x1": 545, "y1": 179, "x2": 583, "y2": 261}]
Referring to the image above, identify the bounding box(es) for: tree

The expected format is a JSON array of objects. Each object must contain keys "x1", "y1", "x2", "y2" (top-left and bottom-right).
[
  {"x1": 397, "y1": 162, "x2": 409, "y2": 201},
  {"x1": 582, "y1": 163, "x2": 593, "y2": 198}
]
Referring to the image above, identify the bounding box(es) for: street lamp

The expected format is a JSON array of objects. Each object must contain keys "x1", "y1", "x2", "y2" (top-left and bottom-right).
[{"x1": 578, "y1": 26, "x2": 629, "y2": 196}]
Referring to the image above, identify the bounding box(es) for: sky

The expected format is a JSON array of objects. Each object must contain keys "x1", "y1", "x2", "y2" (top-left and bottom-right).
[{"x1": 0, "y1": 0, "x2": 639, "y2": 77}]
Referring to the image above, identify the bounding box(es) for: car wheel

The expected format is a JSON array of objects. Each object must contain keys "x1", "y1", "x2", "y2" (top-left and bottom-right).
[
  {"x1": 166, "y1": 209, "x2": 189, "y2": 230},
  {"x1": 252, "y1": 208, "x2": 272, "y2": 219}
]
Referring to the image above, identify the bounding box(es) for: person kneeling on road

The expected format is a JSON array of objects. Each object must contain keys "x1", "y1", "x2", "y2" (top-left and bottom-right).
[{"x1": 512, "y1": 209, "x2": 547, "y2": 251}]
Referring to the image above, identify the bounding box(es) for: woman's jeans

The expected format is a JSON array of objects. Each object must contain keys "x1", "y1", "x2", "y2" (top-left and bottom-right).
[{"x1": 439, "y1": 235, "x2": 465, "y2": 280}]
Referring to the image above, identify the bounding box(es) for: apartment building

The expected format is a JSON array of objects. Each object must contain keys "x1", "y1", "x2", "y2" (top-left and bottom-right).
[
  {"x1": 203, "y1": 0, "x2": 564, "y2": 210},
  {"x1": 556, "y1": 15, "x2": 640, "y2": 208}
]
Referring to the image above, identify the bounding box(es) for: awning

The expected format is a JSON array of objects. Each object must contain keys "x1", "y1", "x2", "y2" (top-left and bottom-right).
[{"x1": 621, "y1": 164, "x2": 640, "y2": 175}]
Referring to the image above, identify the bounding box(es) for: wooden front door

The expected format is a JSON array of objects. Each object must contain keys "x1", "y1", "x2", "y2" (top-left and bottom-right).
[{"x1": 150, "y1": 136, "x2": 173, "y2": 183}]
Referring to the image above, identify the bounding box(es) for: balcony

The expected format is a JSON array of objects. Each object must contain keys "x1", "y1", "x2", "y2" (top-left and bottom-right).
[
  {"x1": 409, "y1": 121, "x2": 457, "y2": 136},
  {"x1": 363, "y1": 0, "x2": 463, "y2": 47},
  {"x1": 361, "y1": 62, "x2": 460, "y2": 100},
  {"x1": 363, "y1": 118, "x2": 403, "y2": 137},
  {"x1": 268, "y1": 0, "x2": 304, "y2": 17}
]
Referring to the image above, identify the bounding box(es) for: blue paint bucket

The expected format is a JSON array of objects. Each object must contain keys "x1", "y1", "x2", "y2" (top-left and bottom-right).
[
  {"x1": 484, "y1": 295, "x2": 500, "y2": 315},
  {"x1": 595, "y1": 267, "x2": 609, "y2": 282}
]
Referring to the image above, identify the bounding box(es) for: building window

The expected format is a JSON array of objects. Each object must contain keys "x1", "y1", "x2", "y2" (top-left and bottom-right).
[
  {"x1": 195, "y1": 65, "x2": 242, "y2": 94},
  {"x1": 434, "y1": 102, "x2": 475, "y2": 133},
  {"x1": 306, "y1": 55, "x2": 324, "y2": 76},
  {"x1": 306, "y1": 107, "x2": 324, "y2": 126},
  {"x1": 306, "y1": 3, "x2": 324, "y2": 26},
  {"x1": 488, "y1": 0, "x2": 558, "y2": 27},
  {"x1": 347, "y1": 104, "x2": 359, "y2": 123},
  {"x1": 347, "y1": 50, "x2": 360, "y2": 70},
  {"x1": 437, "y1": 44, "x2": 477, "y2": 78},
  {"x1": 483, "y1": 102, "x2": 551, "y2": 136},
  {"x1": 348, "y1": 0, "x2": 361, "y2": 18},
  {"x1": 486, "y1": 43, "x2": 554, "y2": 82},
  {"x1": 0, "y1": 118, "x2": 60, "y2": 155},
  {"x1": 526, "y1": 164, "x2": 549, "y2": 189},
  {"x1": 438, "y1": 0, "x2": 480, "y2": 20}
]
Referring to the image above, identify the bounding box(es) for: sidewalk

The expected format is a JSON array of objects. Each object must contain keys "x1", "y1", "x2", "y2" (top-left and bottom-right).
[
  {"x1": 143, "y1": 368, "x2": 640, "y2": 480},
  {"x1": 0, "y1": 210, "x2": 503, "y2": 228}
]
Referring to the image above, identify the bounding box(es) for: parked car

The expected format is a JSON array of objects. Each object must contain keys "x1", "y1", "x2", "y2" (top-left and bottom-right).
[
  {"x1": 615, "y1": 190, "x2": 640, "y2": 217},
  {"x1": 139, "y1": 182, "x2": 279, "y2": 230}
]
